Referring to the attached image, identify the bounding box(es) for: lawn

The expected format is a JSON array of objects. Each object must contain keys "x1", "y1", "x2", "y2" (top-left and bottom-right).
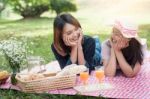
[
  {"x1": 1, "y1": 1, "x2": 150, "y2": 97},
  {"x1": 0, "y1": 17, "x2": 150, "y2": 99},
  {"x1": 0, "y1": 89, "x2": 105, "y2": 99},
  {"x1": 0, "y1": 17, "x2": 109, "y2": 99},
  {"x1": 1, "y1": 0, "x2": 150, "y2": 98}
]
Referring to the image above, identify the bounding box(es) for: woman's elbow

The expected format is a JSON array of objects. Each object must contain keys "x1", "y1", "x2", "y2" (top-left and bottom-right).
[
  {"x1": 104, "y1": 68, "x2": 116, "y2": 77},
  {"x1": 125, "y1": 67, "x2": 140, "y2": 78},
  {"x1": 105, "y1": 72, "x2": 115, "y2": 77},
  {"x1": 125, "y1": 72, "x2": 137, "y2": 78}
]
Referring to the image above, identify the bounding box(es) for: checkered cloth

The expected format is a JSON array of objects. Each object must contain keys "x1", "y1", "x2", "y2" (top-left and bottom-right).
[{"x1": 1, "y1": 51, "x2": 150, "y2": 98}]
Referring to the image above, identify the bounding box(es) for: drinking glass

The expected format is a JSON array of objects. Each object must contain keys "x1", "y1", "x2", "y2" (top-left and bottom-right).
[
  {"x1": 95, "y1": 66, "x2": 105, "y2": 83},
  {"x1": 27, "y1": 56, "x2": 46, "y2": 73},
  {"x1": 80, "y1": 68, "x2": 89, "y2": 85}
]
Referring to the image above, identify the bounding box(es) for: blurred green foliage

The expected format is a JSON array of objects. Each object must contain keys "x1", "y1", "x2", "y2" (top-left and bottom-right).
[
  {"x1": 5, "y1": 0, "x2": 77, "y2": 18},
  {"x1": 0, "y1": 0, "x2": 8, "y2": 15},
  {"x1": 8, "y1": 0, "x2": 50, "y2": 18},
  {"x1": 50, "y1": 0, "x2": 77, "y2": 15}
]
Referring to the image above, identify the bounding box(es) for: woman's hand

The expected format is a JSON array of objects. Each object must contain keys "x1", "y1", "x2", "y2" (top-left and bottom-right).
[
  {"x1": 111, "y1": 37, "x2": 129, "y2": 51},
  {"x1": 77, "y1": 28, "x2": 83, "y2": 46},
  {"x1": 110, "y1": 36, "x2": 118, "y2": 50},
  {"x1": 63, "y1": 35, "x2": 78, "y2": 47},
  {"x1": 117, "y1": 37, "x2": 129, "y2": 50}
]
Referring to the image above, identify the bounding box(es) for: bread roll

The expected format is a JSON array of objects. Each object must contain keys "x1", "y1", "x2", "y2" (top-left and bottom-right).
[
  {"x1": 20, "y1": 73, "x2": 45, "y2": 81},
  {"x1": 0, "y1": 71, "x2": 9, "y2": 80}
]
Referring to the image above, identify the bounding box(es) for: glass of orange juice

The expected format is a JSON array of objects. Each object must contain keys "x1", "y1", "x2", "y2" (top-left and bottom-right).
[
  {"x1": 80, "y1": 68, "x2": 89, "y2": 85},
  {"x1": 95, "y1": 66, "x2": 105, "y2": 83}
]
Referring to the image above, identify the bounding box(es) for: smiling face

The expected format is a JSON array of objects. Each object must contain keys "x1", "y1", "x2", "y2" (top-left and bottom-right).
[
  {"x1": 53, "y1": 13, "x2": 81, "y2": 53},
  {"x1": 62, "y1": 23, "x2": 80, "y2": 45}
]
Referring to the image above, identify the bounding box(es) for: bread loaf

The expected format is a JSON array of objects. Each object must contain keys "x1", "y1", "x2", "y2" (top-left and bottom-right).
[
  {"x1": 19, "y1": 73, "x2": 45, "y2": 81},
  {"x1": 0, "y1": 71, "x2": 9, "y2": 80}
]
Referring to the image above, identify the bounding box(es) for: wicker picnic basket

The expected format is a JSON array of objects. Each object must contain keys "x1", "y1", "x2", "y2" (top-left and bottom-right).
[{"x1": 15, "y1": 74, "x2": 77, "y2": 93}]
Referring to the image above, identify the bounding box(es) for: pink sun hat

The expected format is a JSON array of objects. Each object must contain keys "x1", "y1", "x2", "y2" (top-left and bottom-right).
[{"x1": 113, "y1": 19, "x2": 138, "y2": 38}]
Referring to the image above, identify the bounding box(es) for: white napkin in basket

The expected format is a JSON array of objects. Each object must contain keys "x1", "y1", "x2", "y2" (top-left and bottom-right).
[{"x1": 56, "y1": 64, "x2": 87, "y2": 76}]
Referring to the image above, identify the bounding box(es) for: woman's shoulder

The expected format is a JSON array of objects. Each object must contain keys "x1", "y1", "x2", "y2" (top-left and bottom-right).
[
  {"x1": 83, "y1": 35, "x2": 95, "y2": 41},
  {"x1": 102, "y1": 39, "x2": 109, "y2": 43},
  {"x1": 83, "y1": 35, "x2": 95, "y2": 45},
  {"x1": 102, "y1": 39, "x2": 111, "y2": 48},
  {"x1": 82, "y1": 35, "x2": 95, "y2": 51}
]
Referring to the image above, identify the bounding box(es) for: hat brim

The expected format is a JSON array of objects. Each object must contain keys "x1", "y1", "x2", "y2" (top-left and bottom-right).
[{"x1": 121, "y1": 31, "x2": 138, "y2": 38}]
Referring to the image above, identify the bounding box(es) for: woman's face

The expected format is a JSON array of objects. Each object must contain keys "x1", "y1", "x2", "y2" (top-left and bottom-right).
[
  {"x1": 62, "y1": 23, "x2": 80, "y2": 45},
  {"x1": 111, "y1": 27, "x2": 130, "y2": 48},
  {"x1": 111, "y1": 27, "x2": 129, "y2": 42}
]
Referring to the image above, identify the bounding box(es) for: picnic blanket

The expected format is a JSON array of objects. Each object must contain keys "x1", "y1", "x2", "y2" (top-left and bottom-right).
[{"x1": 1, "y1": 51, "x2": 150, "y2": 98}]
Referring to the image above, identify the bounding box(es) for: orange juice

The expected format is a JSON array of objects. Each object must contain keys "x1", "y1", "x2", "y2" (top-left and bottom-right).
[
  {"x1": 95, "y1": 70, "x2": 105, "y2": 82},
  {"x1": 80, "y1": 72, "x2": 89, "y2": 84}
]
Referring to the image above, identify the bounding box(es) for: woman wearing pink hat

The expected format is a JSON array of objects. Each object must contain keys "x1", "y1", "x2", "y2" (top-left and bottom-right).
[{"x1": 102, "y1": 19, "x2": 144, "y2": 77}]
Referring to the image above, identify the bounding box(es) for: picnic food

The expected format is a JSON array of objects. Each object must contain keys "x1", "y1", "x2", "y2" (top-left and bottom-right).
[
  {"x1": 0, "y1": 70, "x2": 10, "y2": 84},
  {"x1": 18, "y1": 73, "x2": 45, "y2": 81},
  {"x1": 43, "y1": 72, "x2": 57, "y2": 77},
  {"x1": 18, "y1": 71, "x2": 58, "y2": 81},
  {"x1": 56, "y1": 64, "x2": 87, "y2": 76},
  {"x1": 0, "y1": 70, "x2": 9, "y2": 80},
  {"x1": 28, "y1": 74, "x2": 44, "y2": 80},
  {"x1": 16, "y1": 73, "x2": 76, "y2": 93},
  {"x1": 15, "y1": 64, "x2": 77, "y2": 92}
]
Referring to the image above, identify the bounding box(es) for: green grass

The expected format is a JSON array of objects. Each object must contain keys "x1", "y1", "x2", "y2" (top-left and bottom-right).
[
  {"x1": 1, "y1": 0, "x2": 150, "y2": 98},
  {"x1": 0, "y1": 17, "x2": 150, "y2": 98},
  {"x1": 139, "y1": 24, "x2": 150, "y2": 48},
  {"x1": 0, "y1": 89, "x2": 105, "y2": 99},
  {"x1": 0, "y1": 18, "x2": 107, "y2": 99}
]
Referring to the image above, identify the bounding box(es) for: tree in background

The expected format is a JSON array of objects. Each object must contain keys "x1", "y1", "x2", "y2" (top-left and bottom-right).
[
  {"x1": 0, "y1": 0, "x2": 8, "y2": 17},
  {"x1": 8, "y1": 0, "x2": 50, "y2": 18},
  {"x1": 50, "y1": 0, "x2": 77, "y2": 15}
]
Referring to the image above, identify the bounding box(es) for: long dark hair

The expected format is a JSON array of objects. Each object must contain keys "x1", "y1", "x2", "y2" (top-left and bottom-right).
[
  {"x1": 53, "y1": 13, "x2": 81, "y2": 54},
  {"x1": 122, "y1": 38, "x2": 143, "y2": 69}
]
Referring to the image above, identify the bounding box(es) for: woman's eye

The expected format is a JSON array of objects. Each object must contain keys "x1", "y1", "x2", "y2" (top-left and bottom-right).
[
  {"x1": 113, "y1": 32, "x2": 120, "y2": 36},
  {"x1": 67, "y1": 31, "x2": 72, "y2": 35},
  {"x1": 75, "y1": 28, "x2": 78, "y2": 31},
  {"x1": 116, "y1": 34, "x2": 120, "y2": 36}
]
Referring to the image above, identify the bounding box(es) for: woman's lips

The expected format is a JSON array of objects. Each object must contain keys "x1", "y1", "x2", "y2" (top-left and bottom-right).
[{"x1": 73, "y1": 38, "x2": 78, "y2": 42}]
